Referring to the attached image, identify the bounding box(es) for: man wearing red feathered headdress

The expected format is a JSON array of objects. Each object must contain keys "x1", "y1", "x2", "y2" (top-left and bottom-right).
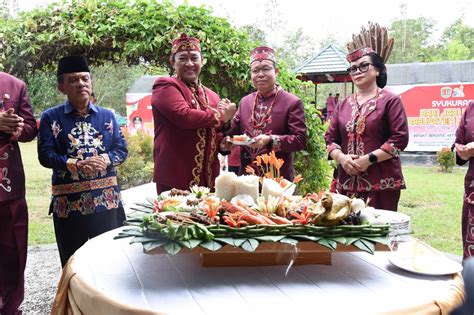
[{"x1": 152, "y1": 34, "x2": 237, "y2": 193}]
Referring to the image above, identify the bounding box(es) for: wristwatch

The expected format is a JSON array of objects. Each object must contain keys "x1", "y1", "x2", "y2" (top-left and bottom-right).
[{"x1": 368, "y1": 152, "x2": 378, "y2": 164}]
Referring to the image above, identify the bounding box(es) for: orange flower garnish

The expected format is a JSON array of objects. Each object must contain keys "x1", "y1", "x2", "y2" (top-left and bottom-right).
[
  {"x1": 269, "y1": 151, "x2": 277, "y2": 166},
  {"x1": 253, "y1": 155, "x2": 262, "y2": 167},
  {"x1": 245, "y1": 165, "x2": 255, "y2": 174},
  {"x1": 293, "y1": 174, "x2": 303, "y2": 183},
  {"x1": 262, "y1": 153, "x2": 269, "y2": 165},
  {"x1": 275, "y1": 158, "x2": 284, "y2": 170}
]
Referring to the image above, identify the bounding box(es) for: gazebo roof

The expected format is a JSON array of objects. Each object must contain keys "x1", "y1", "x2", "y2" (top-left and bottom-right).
[{"x1": 294, "y1": 44, "x2": 351, "y2": 83}]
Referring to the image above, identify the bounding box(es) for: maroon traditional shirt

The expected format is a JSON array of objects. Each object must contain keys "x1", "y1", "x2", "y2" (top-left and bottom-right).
[
  {"x1": 228, "y1": 87, "x2": 307, "y2": 181},
  {"x1": 454, "y1": 101, "x2": 474, "y2": 258},
  {"x1": 0, "y1": 72, "x2": 38, "y2": 202},
  {"x1": 325, "y1": 90, "x2": 409, "y2": 192},
  {"x1": 152, "y1": 77, "x2": 225, "y2": 190}
]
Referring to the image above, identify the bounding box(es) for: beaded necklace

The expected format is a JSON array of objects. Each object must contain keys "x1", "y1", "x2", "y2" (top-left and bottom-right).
[
  {"x1": 352, "y1": 89, "x2": 379, "y2": 136},
  {"x1": 250, "y1": 85, "x2": 281, "y2": 131}
]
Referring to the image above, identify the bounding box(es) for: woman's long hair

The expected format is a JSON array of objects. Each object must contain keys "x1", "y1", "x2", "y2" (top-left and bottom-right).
[{"x1": 368, "y1": 52, "x2": 387, "y2": 88}]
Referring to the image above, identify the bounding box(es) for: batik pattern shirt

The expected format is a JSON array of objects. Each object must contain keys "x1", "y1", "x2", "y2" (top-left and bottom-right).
[
  {"x1": 325, "y1": 90, "x2": 409, "y2": 193},
  {"x1": 38, "y1": 101, "x2": 127, "y2": 218}
]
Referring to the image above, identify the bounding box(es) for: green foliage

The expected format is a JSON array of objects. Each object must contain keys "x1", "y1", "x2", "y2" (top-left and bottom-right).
[
  {"x1": 117, "y1": 131, "x2": 154, "y2": 188},
  {"x1": 23, "y1": 63, "x2": 147, "y2": 115},
  {"x1": 91, "y1": 63, "x2": 147, "y2": 115},
  {"x1": 446, "y1": 39, "x2": 471, "y2": 61},
  {"x1": 276, "y1": 61, "x2": 330, "y2": 193},
  {"x1": 0, "y1": 0, "x2": 254, "y2": 100},
  {"x1": 388, "y1": 16, "x2": 474, "y2": 63},
  {"x1": 1, "y1": 0, "x2": 329, "y2": 191},
  {"x1": 436, "y1": 147, "x2": 455, "y2": 173},
  {"x1": 440, "y1": 18, "x2": 474, "y2": 60},
  {"x1": 388, "y1": 17, "x2": 436, "y2": 63},
  {"x1": 276, "y1": 27, "x2": 317, "y2": 70},
  {"x1": 24, "y1": 71, "x2": 64, "y2": 115}
]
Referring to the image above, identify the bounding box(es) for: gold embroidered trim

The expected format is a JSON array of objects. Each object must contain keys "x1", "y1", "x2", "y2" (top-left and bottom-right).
[
  {"x1": 52, "y1": 176, "x2": 118, "y2": 196},
  {"x1": 211, "y1": 108, "x2": 222, "y2": 128},
  {"x1": 207, "y1": 128, "x2": 217, "y2": 187},
  {"x1": 190, "y1": 128, "x2": 206, "y2": 187}
]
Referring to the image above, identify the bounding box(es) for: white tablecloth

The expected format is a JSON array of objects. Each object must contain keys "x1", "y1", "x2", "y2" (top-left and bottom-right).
[{"x1": 52, "y1": 227, "x2": 464, "y2": 315}]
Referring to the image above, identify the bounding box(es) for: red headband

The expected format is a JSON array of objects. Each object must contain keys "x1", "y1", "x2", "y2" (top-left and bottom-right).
[
  {"x1": 250, "y1": 46, "x2": 276, "y2": 64},
  {"x1": 346, "y1": 47, "x2": 375, "y2": 62},
  {"x1": 170, "y1": 33, "x2": 201, "y2": 59}
]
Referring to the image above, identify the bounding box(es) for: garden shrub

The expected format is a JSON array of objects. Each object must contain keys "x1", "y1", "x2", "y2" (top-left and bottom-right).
[
  {"x1": 436, "y1": 147, "x2": 455, "y2": 172},
  {"x1": 117, "y1": 130, "x2": 154, "y2": 188}
]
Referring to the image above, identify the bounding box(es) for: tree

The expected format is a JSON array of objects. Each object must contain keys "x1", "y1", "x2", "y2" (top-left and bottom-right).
[
  {"x1": 263, "y1": 0, "x2": 286, "y2": 48},
  {"x1": 446, "y1": 40, "x2": 470, "y2": 60},
  {"x1": 276, "y1": 27, "x2": 317, "y2": 70},
  {"x1": 439, "y1": 18, "x2": 474, "y2": 60},
  {"x1": 1, "y1": 0, "x2": 330, "y2": 192},
  {"x1": 388, "y1": 17, "x2": 436, "y2": 63},
  {"x1": 0, "y1": 0, "x2": 254, "y2": 100},
  {"x1": 25, "y1": 63, "x2": 147, "y2": 115},
  {"x1": 91, "y1": 63, "x2": 147, "y2": 115},
  {"x1": 240, "y1": 25, "x2": 266, "y2": 44}
]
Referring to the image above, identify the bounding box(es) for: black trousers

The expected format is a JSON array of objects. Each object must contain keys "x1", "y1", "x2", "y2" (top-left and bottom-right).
[{"x1": 53, "y1": 207, "x2": 125, "y2": 267}]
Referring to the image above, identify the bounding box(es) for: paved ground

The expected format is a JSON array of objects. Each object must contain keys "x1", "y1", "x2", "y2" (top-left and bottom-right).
[
  {"x1": 22, "y1": 244, "x2": 60, "y2": 314},
  {"x1": 19, "y1": 183, "x2": 157, "y2": 314}
]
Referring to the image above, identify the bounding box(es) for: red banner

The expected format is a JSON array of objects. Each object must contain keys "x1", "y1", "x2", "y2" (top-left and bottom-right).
[{"x1": 387, "y1": 83, "x2": 474, "y2": 151}]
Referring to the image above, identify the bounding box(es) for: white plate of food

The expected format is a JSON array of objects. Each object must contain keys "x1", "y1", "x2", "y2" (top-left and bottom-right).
[
  {"x1": 388, "y1": 238, "x2": 463, "y2": 276},
  {"x1": 230, "y1": 135, "x2": 255, "y2": 146}
]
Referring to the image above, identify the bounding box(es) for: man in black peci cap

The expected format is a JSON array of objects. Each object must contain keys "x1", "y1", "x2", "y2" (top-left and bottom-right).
[{"x1": 37, "y1": 56, "x2": 128, "y2": 267}]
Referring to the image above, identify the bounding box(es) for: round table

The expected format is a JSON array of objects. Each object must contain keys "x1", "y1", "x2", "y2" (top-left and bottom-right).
[{"x1": 51, "y1": 227, "x2": 464, "y2": 315}]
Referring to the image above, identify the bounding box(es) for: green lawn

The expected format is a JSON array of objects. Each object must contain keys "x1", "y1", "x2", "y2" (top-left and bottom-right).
[
  {"x1": 20, "y1": 140, "x2": 466, "y2": 256},
  {"x1": 20, "y1": 140, "x2": 55, "y2": 245},
  {"x1": 398, "y1": 166, "x2": 464, "y2": 256}
]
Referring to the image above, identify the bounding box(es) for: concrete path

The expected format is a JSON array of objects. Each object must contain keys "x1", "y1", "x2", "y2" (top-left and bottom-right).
[{"x1": 21, "y1": 183, "x2": 156, "y2": 314}]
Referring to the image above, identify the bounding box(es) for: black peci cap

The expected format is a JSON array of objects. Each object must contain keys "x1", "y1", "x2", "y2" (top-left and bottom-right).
[{"x1": 57, "y1": 55, "x2": 90, "y2": 77}]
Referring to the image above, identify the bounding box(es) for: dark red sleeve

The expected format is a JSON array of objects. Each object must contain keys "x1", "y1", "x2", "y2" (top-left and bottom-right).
[
  {"x1": 278, "y1": 98, "x2": 307, "y2": 152},
  {"x1": 454, "y1": 102, "x2": 473, "y2": 166},
  {"x1": 151, "y1": 79, "x2": 224, "y2": 129},
  {"x1": 16, "y1": 81, "x2": 38, "y2": 142},
  {"x1": 379, "y1": 95, "x2": 409, "y2": 156},
  {"x1": 325, "y1": 99, "x2": 343, "y2": 157}
]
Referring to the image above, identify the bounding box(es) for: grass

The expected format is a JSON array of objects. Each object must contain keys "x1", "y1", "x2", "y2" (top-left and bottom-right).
[
  {"x1": 20, "y1": 140, "x2": 55, "y2": 245},
  {"x1": 398, "y1": 165, "x2": 464, "y2": 256},
  {"x1": 20, "y1": 140, "x2": 466, "y2": 256}
]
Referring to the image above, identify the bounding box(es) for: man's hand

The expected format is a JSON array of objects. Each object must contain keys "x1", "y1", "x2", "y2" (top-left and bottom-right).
[
  {"x1": 249, "y1": 134, "x2": 271, "y2": 149},
  {"x1": 219, "y1": 136, "x2": 234, "y2": 152},
  {"x1": 0, "y1": 108, "x2": 23, "y2": 134},
  {"x1": 455, "y1": 143, "x2": 474, "y2": 161},
  {"x1": 77, "y1": 156, "x2": 108, "y2": 175},
  {"x1": 221, "y1": 101, "x2": 237, "y2": 122}
]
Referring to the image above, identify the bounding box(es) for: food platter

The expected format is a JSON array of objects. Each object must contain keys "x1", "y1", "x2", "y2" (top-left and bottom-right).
[
  {"x1": 373, "y1": 209, "x2": 411, "y2": 235},
  {"x1": 229, "y1": 139, "x2": 255, "y2": 146},
  {"x1": 388, "y1": 239, "x2": 463, "y2": 276}
]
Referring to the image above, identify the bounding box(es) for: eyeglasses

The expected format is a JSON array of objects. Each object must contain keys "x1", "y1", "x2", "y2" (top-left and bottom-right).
[
  {"x1": 251, "y1": 66, "x2": 274, "y2": 75},
  {"x1": 347, "y1": 62, "x2": 373, "y2": 75}
]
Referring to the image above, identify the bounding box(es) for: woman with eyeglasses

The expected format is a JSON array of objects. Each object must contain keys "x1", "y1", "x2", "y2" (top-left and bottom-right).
[
  {"x1": 325, "y1": 25, "x2": 409, "y2": 211},
  {"x1": 221, "y1": 46, "x2": 307, "y2": 180}
]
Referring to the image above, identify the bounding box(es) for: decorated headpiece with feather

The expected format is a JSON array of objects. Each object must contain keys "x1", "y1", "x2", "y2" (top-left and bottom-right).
[{"x1": 346, "y1": 22, "x2": 394, "y2": 63}]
